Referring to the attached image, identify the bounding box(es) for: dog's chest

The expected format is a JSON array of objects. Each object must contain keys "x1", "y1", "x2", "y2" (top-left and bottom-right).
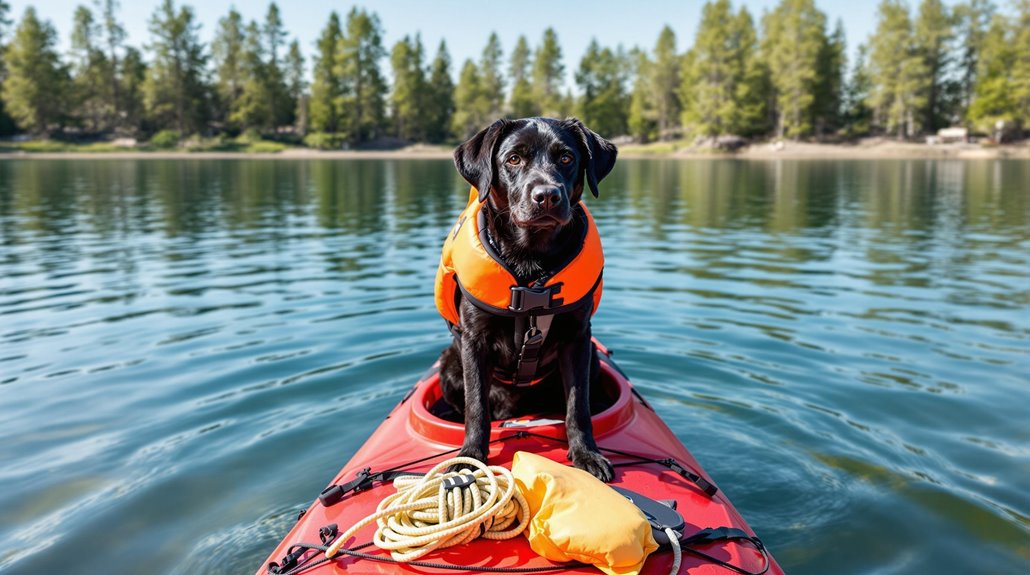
[{"x1": 482, "y1": 312, "x2": 577, "y2": 370}]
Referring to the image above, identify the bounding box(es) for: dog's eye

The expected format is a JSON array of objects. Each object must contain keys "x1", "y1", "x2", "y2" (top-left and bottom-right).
[
  {"x1": 559, "y1": 153, "x2": 573, "y2": 165},
  {"x1": 507, "y1": 154, "x2": 522, "y2": 166}
]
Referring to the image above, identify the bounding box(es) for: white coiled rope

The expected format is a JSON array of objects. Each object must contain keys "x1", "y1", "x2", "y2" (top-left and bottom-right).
[{"x1": 323, "y1": 456, "x2": 530, "y2": 562}]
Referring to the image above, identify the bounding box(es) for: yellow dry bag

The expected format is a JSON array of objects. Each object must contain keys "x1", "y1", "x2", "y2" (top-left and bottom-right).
[{"x1": 511, "y1": 451, "x2": 659, "y2": 575}]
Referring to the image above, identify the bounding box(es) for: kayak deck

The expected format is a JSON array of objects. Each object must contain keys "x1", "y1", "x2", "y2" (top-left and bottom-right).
[{"x1": 257, "y1": 346, "x2": 783, "y2": 574}]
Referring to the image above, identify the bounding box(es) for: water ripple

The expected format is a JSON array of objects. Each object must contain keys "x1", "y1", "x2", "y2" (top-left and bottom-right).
[{"x1": 0, "y1": 159, "x2": 1027, "y2": 575}]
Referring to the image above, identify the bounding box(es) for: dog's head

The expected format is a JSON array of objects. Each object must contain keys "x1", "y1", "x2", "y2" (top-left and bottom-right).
[{"x1": 454, "y1": 118, "x2": 617, "y2": 230}]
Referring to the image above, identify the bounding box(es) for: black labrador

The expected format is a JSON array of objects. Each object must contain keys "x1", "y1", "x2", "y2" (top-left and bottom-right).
[{"x1": 438, "y1": 117, "x2": 617, "y2": 481}]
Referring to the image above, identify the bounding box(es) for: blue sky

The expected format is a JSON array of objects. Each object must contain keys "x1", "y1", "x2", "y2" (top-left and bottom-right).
[{"x1": 9, "y1": 0, "x2": 961, "y2": 89}]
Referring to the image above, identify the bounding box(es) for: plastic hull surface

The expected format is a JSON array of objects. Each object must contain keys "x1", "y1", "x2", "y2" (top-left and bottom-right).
[{"x1": 256, "y1": 349, "x2": 783, "y2": 575}]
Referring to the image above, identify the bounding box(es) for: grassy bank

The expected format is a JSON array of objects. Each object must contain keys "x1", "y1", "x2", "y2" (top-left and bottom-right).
[
  {"x1": 2, "y1": 138, "x2": 1027, "y2": 160},
  {"x1": 0, "y1": 138, "x2": 292, "y2": 155}
]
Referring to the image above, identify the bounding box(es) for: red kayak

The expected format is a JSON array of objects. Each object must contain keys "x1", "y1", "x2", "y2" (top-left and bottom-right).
[{"x1": 257, "y1": 342, "x2": 783, "y2": 575}]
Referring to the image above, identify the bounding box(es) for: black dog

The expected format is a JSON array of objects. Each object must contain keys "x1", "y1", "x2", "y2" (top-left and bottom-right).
[{"x1": 437, "y1": 117, "x2": 617, "y2": 481}]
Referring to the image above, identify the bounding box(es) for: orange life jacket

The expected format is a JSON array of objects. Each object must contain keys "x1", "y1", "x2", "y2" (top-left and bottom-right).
[{"x1": 434, "y1": 188, "x2": 604, "y2": 385}]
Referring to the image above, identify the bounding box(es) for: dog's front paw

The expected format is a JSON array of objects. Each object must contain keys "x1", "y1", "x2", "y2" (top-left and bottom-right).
[
  {"x1": 569, "y1": 448, "x2": 614, "y2": 482},
  {"x1": 449, "y1": 447, "x2": 487, "y2": 474}
]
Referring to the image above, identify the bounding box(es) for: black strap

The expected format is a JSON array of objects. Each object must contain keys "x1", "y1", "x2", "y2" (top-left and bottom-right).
[
  {"x1": 518, "y1": 431, "x2": 719, "y2": 498},
  {"x1": 512, "y1": 314, "x2": 553, "y2": 386},
  {"x1": 271, "y1": 526, "x2": 769, "y2": 575},
  {"x1": 285, "y1": 432, "x2": 765, "y2": 575},
  {"x1": 678, "y1": 527, "x2": 771, "y2": 575}
]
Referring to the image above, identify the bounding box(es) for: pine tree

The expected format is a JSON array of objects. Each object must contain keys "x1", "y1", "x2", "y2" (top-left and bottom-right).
[
  {"x1": 424, "y1": 40, "x2": 454, "y2": 143},
  {"x1": 734, "y1": 8, "x2": 773, "y2": 136},
  {"x1": 284, "y1": 39, "x2": 306, "y2": 134},
  {"x1": 119, "y1": 45, "x2": 145, "y2": 134},
  {"x1": 390, "y1": 35, "x2": 426, "y2": 140},
  {"x1": 531, "y1": 28, "x2": 564, "y2": 117},
  {"x1": 2, "y1": 7, "x2": 69, "y2": 135},
  {"x1": 628, "y1": 48, "x2": 656, "y2": 141},
  {"x1": 0, "y1": 1, "x2": 14, "y2": 134},
  {"x1": 481, "y1": 32, "x2": 505, "y2": 118},
  {"x1": 95, "y1": 0, "x2": 126, "y2": 131},
  {"x1": 967, "y1": 10, "x2": 1024, "y2": 132},
  {"x1": 143, "y1": 0, "x2": 209, "y2": 136},
  {"x1": 812, "y1": 18, "x2": 846, "y2": 136},
  {"x1": 867, "y1": 0, "x2": 928, "y2": 138},
  {"x1": 843, "y1": 43, "x2": 873, "y2": 135},
  {"x1": 1012, "y1": 1, "x2": 1030, "y2": 129},
  {"x1": 70, "y1": 5, "x2": 109, "y2": 132},
  {"x1": 508, "y1": 35, "x2": 535, "y2": 117},
  {"x1": 576, "y1": 39, "x2": 630, "y2": 137},
  {"x1": 452, "y1": 59, "x2": 489, "y2": 139},
  {"x1": 337, "y1": 7, "x2": 387, "y2": 144},
  {"x1": 762, "y1": 0, "x2": 829, "y2": 138},
  {"x1": 953, "y1": 0, "x2": 995, "y2": 120},
  {"x1": 309, "y1": 12, "x2": 342, "y2": 134},
  {"x1": 263, "y1": 2, "x2": 289, "y2": 129},
  {"x1": 682, "y1": 1, "x2": 734, "y2": 137},
  {"x1": 212, "y1": 8, "x2": 245, "y2": 131},
  {"x1": 681, "y1": 1, "x2": 766, "y2": 137},
  {"x1": 651, "y1": 26, "x2": 680, "y2": 139},
  {"x1": 232, "y1": 20, "x2": 271, "y2": 131},
  {"x1": 0, "y1": 2, "x2": 9, "y2": 54},
  {"x1": 914, "y1": 0, "x2": 956, "y2": 132}
]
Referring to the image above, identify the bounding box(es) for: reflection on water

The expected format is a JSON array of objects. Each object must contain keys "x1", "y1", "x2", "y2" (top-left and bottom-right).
[{"x1": 0, "y1": 159, "x2": 1027, "y2": 575}]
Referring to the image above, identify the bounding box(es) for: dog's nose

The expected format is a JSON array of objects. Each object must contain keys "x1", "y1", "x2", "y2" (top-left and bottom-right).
[{"x1": 531, "y1": 186, "x2": 563, "y2": 209}]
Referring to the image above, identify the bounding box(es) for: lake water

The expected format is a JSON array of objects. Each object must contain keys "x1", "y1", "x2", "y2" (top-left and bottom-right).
[{"x1": 0, "y1": 159, "x2": 1027, "y2": 575}]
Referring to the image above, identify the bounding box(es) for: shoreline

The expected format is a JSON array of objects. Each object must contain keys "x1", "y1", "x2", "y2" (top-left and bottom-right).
[{"x1": 1, "y1": 140, "x2": 1027, "y2": 160}]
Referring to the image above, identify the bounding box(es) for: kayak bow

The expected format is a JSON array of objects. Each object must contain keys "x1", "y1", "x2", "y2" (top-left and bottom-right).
[{"x1": 256, "y1": 342, "x2": 784, "y2": 575}]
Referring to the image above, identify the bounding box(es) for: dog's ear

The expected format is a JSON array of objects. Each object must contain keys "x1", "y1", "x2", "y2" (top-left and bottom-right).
[
  {"x1": 454, "y1": 119, "x2": 510, "y2": 202},
  {"x1": 566, "y1": 118, "x2": 617, "y2": 198}
]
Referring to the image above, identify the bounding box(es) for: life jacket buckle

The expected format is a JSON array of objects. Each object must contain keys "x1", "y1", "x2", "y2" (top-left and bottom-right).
[{"x1": 509, "y1": 284, "x2": 563, "y2": 313}]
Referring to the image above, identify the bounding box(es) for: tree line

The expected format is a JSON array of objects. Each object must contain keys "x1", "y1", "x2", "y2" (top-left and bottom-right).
[{"x1": 0, "y1": 0, "x2": 1027, "y2": 148}]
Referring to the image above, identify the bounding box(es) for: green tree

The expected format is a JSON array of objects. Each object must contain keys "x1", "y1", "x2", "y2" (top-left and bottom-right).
[
  {"x1": 284, "y1": 39, "x2": 306, "y2": 133},
  {"x1": 389, "y1": 34, "x2": 426, "y2": 140},
  {"x1": 452, "y1": 59, "x2": 490, "y2": 139},
  {"x1": 143, "y1": 0, "x2": 209, "y2": 136},
  {"x1": 1013, "y1": 1, "x2": 1030, "y2": 129},
  {"x1": 212, "y1": 8, "x2": 245, "y2": 130},
  {"x1": 967, "y1": 7, "x2": 1029, "y2": 132},
  {"x1": 232, "y1": 20, "x2": 272, "y2": 131},
  {"x1": 0, "y1": 1, "x2": 14, "y2": 134},
  {"x1": 576, "y1": 39, "x2": 630, "y2": 137},
  {"x1": 762, "y1": 0, "x2": 832, "y2": 139},
  {"x1": 762, "y1": 0, "x2": 829, "y2": 138},
  {"x1": 843, "y1": 43, "x2": 873, "y2": 135},
  {"x1": 953, "y1": 0, "x2": 995, "y2": 120},
  {"x1": 867, "y1": 0, "x2": 928, "y2": 138},
  {"x1": 309, "y1": 12, "x2": 342, "y2": 133},
  {"x1": 96, "y1": 0, "x2": 126, "y2": 129},
  {"x1": 481, "y1": 32, "x2": 505, "y2": 118},
  {"x1": 508, "y1": 35, "x2": 535, "y2": 117},
  {"x1": 70, "y1": 5, "x2": 110, "y2": 131},
  {"x1": 735, "y1": 9, "x2": 774, "y2": 136},
  {"x1": 651, "y1": 26, "x2": 681, "y2": 139},
  {"x1": 914, "y1": 0, "x2": 956, "y2": 131},
  {"x1": 424, "y1": 40, "x2": 454, "y2": 143},
  {"x1": 2, "y1": 7, "x2": 69, "y2": 134},
  {"x1": 681, "y1": 1, "x2": 767, "y2": 137},
  {"x1": 337, "y1": 7, "x2": 387, "y2": 144},
  {"x1": 0, "y1": 2, "x2": 9, "y2": 52},
  {"x1": 628, "y1": 48, "x2": 656, "y2": 141},
  {"x1": 263, "y1": 2, "x2": 289, "y2": 128},
  {"x1": 119, "y1": 45, "x2": 145, "y2": 134},
  {"x1": 812, "y1": 18, "x2": 847, "y2": 136},
  {"x1": 531, "y1": 28, "x2": 564, "y2": 117}
]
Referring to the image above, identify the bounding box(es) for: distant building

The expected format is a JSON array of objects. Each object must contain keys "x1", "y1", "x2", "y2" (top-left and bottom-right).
[{"x1": 937, "y1": 127, "x2": 968, "y2": 144}]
